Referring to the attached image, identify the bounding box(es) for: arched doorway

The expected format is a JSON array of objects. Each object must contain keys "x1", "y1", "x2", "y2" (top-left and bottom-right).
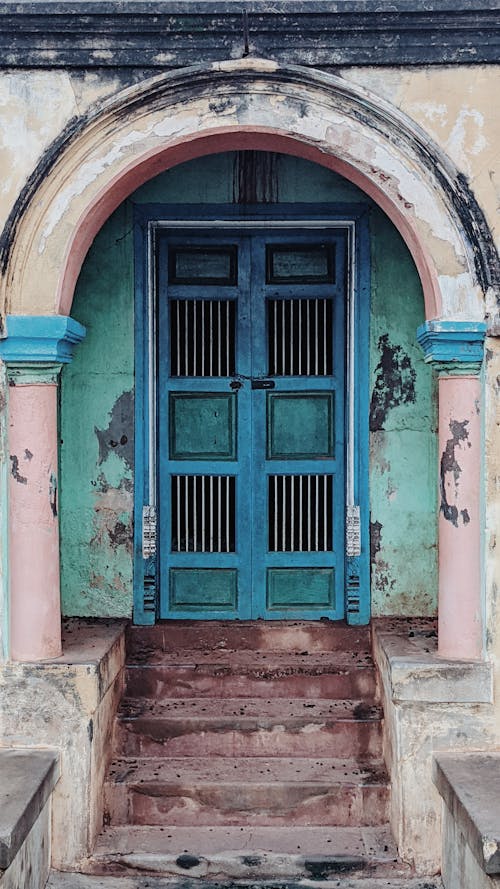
[{"x1": 0, "y1": 61, "x2": 490, "y2": 660}]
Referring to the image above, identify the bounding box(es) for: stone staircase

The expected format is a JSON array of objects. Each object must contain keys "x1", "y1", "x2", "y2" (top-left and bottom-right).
[{"x1": 84, "y1": 621, "x2": 413, "y2": 881}]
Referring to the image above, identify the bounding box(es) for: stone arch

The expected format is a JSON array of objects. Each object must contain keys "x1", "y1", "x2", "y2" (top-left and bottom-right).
[{"x1": 0, "y1": 59, "x2": 497, "y2": 324}]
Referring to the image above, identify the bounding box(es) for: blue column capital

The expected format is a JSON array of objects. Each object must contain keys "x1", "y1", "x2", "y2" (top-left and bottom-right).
[
  {"x1": 417, "y1": 319, "x2": 486, "y2": 368},
  {"x1": 0, "y1": 315, "x2": 86, "y2": 364}
]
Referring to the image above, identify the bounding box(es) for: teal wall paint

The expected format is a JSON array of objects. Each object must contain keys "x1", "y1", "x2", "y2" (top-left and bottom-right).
[
  {"x1": 60, "y1": 152, "x2": 437, "y2": 618},
  {"x1": 60, "y1": 202, "x2": 135, "y2": 617},
  {"x1": 369, "y1": 209, "x2": 437, "y2": 615}
]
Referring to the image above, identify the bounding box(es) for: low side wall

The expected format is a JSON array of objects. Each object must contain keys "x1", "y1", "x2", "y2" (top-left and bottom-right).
[
  {"x1": 0, "y1": 621, "x2": 126, "y2": 869},
  {"x1": 373, "y1": 619, "x2": 496, "y2": 874},
  {"x1": 0, "y1": 797, "x2": 51, "y2": 889}
]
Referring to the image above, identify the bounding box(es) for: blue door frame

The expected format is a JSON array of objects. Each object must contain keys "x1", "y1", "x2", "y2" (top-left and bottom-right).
[{"x1": 133, "y1": 205, "x2": 370, "y2": 625}]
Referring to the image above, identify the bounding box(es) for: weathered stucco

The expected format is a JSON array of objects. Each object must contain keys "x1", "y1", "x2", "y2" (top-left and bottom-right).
[{"x1": 0, "y1": 61, "x2": 491, "y2": 324}]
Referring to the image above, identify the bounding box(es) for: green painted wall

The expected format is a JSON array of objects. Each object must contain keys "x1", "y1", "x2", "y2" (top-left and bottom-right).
[{"x1": 60, "y1": 152, "x2": 437, "y2": 617}]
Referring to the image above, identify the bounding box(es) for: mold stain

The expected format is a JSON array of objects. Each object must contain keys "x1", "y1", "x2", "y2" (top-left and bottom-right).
[
  {"x1": 439, "y1": 418, "x2": 471, "y2": 527},
  {"x1": 369, "y1": 334, "x2": 416, "y2": 431}
]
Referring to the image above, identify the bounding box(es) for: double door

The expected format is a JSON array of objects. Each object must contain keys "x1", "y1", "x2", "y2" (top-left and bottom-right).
[{"x1": 157, "y1": 229, "x2": 346, "y2": 619}]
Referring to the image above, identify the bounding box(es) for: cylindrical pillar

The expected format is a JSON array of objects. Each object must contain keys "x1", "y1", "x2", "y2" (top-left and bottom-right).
[
  {"x1": 8, "y1": 370, "x2": 62, "y2": 660},
  {"x1": 437, "y1": 373, "x2": 482, "y2": 659}
]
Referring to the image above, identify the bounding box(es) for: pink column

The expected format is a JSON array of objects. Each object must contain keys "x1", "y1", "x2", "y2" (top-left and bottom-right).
[
  {"x1": 438, "y1": 374, "x2": 482, "y2": 659},
  {"x1": 8, "y1": 374, "x2": 62, "y2": 660}
]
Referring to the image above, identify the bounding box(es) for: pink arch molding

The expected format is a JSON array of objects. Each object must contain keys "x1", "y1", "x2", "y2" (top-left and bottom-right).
[{"x1": 58, "y1": 127, "x2": 441, "y2": 319}]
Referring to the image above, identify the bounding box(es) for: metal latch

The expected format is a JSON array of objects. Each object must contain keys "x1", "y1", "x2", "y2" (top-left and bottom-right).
[
  {"x1": 346, "y1": 505, "x2": 361, "y2": 557},
  {"x1": 251, "y1": 379, "x2": 275, "y2": 389},
  {"x1": 142, "y1": 505, "x2": 157, "y2": 558}
]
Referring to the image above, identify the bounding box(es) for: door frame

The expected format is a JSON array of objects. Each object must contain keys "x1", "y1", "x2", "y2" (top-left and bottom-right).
[{"x1": 133, "y1": 203, "x2": 370, "y2": 625}]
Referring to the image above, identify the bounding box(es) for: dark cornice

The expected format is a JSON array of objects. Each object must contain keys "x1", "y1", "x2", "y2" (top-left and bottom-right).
[{"x1": 0, "y1": 2, "x2": 499, "y2": 68}]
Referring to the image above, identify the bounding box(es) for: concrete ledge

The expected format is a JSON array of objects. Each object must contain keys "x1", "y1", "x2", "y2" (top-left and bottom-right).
[
  {"x1": 434, "y1": 753, "x2": 500, "y2": 876},
  {"x1": 373, "y1": 619, "x2": 493, "y2": 703},
  {"x1": 0, "y1": 748, "x2": 60, "y2": 869}
]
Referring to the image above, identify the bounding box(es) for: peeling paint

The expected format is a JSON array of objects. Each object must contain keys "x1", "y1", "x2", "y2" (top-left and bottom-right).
[
  {"x1": 369, "y1": 334, "x2": 417, "y2": 432},
  {"x1": 440, "y1": 419, "x2": 471, "y2": 527},
  {"x1": 9, "y1": 453, "x2": 27, "y2": 484},
  {"x1": 49, "y1": 472, "x2": 57, "y2": 517},
  {"x1": 95, "y1": 390, "x2": 134, "y2": 471}
]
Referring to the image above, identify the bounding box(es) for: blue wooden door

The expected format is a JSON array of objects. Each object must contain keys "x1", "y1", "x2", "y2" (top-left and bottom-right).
[{"x1": 157, "y1": 229, "x2": 346, "y2": 619}]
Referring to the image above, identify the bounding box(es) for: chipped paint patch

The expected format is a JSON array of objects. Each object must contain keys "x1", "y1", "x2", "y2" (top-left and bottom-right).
[
  {"x1": 440, "y1": 418, "x2": 471, "y2": 527},
  {"x1": 369, "y1": 335, "x2": 417, "y2": 432}
]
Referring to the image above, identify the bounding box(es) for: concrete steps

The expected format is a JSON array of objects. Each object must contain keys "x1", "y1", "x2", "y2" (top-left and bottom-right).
[
  {"x1": 89, "y1": 621, "x2": 395, "y2": 880},
  {"x1": 115, "y1": 697, "x2": 383, "y2": 758},
  {"x1": 104, "y1": 755, "x2": 389, "y2": 827}
]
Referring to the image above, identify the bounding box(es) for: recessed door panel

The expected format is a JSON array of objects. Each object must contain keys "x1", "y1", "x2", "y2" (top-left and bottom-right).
[{"x1": 158, "y1": 230, "x2": 345, "y2": 619}]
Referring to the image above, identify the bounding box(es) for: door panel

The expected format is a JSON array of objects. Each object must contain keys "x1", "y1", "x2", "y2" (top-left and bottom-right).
[{"x1": 158, "y1": 230, "x2": 345, "y2": 620}]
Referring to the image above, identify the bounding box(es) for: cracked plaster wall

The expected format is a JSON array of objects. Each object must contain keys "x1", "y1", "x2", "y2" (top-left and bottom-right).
[{"x1": 59, "y1": 151, "x2": 435, "y2": 618}]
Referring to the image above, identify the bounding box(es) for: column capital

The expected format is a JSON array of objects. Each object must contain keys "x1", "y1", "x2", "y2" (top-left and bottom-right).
[
  {"x1": 0, "y1": 314, "x2": 86, "y2": 365},
  {"x1": 417, "y1": 319, "x2": 486, "y2": 374}
]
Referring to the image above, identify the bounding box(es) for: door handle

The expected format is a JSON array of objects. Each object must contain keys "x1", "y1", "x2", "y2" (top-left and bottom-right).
[
  {"x1": 251, "y1": 379, "x2": 275, "y2": 390},
  {"x1": 230, "y1": 380, "x2": 243, "y2": 390}
]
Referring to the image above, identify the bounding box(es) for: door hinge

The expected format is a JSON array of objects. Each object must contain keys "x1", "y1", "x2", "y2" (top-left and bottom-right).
[
  {"x1": 346, "y1": 505, "x2": 361, "y2": 557},
  {"x1": 142, "y1": 505, "x2": 157, "y2": 558}
]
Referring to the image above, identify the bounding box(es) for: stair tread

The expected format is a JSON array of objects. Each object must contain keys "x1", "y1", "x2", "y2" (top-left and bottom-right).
[
  {"x1": 107, "y1": 755, "x2": 389, "y2": 785},
  {"x1": 127, "y1": 650, "x2": 375, "y2": 669},
  {"x1": 127, "y1": 621, "x2": 372, "y2": 655},
  {"x1": 118, "y1": 697, "x2": 383, "y2": 722},
  {"x1": 92, "y1": 823, "x2": 396, "y2": 858}
]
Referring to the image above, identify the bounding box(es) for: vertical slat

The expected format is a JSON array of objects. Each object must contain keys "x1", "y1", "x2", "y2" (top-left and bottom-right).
[
  {"x1": 274, "y1": 475, "x2": 278, "y2": 552},
  {"x1": 281, "y1": 300, "x2": 285, "y2": 376},
  {"x1": 193, "y1": 475, "x2": 198, "y2": 552},
  {"x1": 209, "y1": 476, "x2": 214, "y2": 552},
  {"x1": 201, "y1": 301, "x2": 205, "y2": 376},
  {"x1": 201, "y1": 475, "x2": 206, "y2": 552},
  {"x1": 298, "y1": 299, "x2": 302, "y2": 375},
  {"x1": 315, "y1": 474, "x2": 319, "y2": 551},
  {"x1": 323, "y1": 299, "x2": 327, "y2": 375},
  {"x1": 307, "y1": 475, "x2": 311, "y2": 551},
  {"x1": 315, "y1": 299, "x2": 319, "y2": 375},
  {"x1": 291, "y1": 474, "x2": 295, "y2": 550},
  {"x1": 184, "y1": 300, "x2": 188, "y2": 377},
  {"x1": 218, "y1": 300, "x2": 222, "y2": 376},
  {"x1": 176, "y1": 476, "x2": 181, "y2": 552},
  {"x1": 193, "y1": 300, "x2": 197, "y2": 377},
  {"x1": 209, "y1": 301, "x2": 213, "y2": 376},
  {"x1": 274, "y1": 300, "x2": 278, "y2": 375},
  {"x1": 299, "y1": 474, "x2": 303, "y2": 551},
  {"x1": 176, "y1": 301, "x2": 181, "y2": 376},
  {"x1": 306, "y1": 300, "x2": 311, "y2": 375},
  {"x1": 323, "y1": 475, "x2": 328, "y2": 551},
  {"x1": 184, "y1": 475, "x2": 189, "y2": 552},
  {"x1": 226, "y1": 476, "x2": 230, "y2": 552},
  {"x1": 218, "y1": 476, "x2": 222, "y2": 552},
  {"x1": 282, "y1": 476, "x2": 286, "y2": 552}
]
